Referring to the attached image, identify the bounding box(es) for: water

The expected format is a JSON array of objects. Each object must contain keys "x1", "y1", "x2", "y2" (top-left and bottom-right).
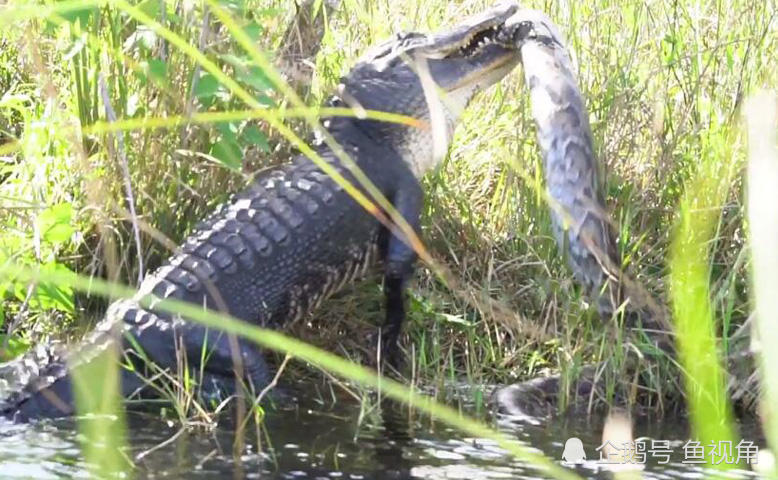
[{"x1": 0, "y1": 380, "x2": 767, "y2": 479}]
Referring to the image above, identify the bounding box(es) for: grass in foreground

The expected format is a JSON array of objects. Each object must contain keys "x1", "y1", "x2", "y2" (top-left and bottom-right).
[{"x1": 0, "y1": 0, "x2": 775, "y2": 474}]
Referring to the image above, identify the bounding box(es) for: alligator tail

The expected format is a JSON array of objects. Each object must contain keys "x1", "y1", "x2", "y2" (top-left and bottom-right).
[
  {"x1": 0, "y1": 341, "x2": 71, "y2": 419},
  {"x1": 0, "y1": 303, "x2": 150, "y2": 421},
  {"x1": 1, "y1": 296, "x2": 268, "y2": 421}
]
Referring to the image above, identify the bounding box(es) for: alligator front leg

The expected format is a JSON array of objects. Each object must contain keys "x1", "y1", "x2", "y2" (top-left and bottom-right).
[{"x1": 380, "y1": 179, "x2": 424, "y2": 368}]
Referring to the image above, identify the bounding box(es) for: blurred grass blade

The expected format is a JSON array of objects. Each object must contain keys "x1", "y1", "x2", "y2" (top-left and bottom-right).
[
  {"x1": 72, "y1": 340, "x2": 131, "y2": 477},
  {"x1": 82, "y1": 107, "x2": 424, "y2": 136},
  {"x1": 669, "y1": 128, "x2": 739, "y2": 464},
  {"x1": 745, "y1": 89, "x2": 778, "y2": 473},
  {"x1": 0, "y1": 0, "x2": 106, "y2": 25}
]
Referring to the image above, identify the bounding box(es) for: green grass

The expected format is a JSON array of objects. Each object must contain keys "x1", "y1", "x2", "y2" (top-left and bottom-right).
[
  {"x1": 668, "y1": 122, "x2": 739, "y2": 468},
  {"x1": 0, "y1": 0, "x2": 775, "y2": 474}
]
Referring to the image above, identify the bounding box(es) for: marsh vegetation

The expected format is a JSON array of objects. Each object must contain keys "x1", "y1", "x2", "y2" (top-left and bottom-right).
[{"x1": 0, "y1": 0, "x2": 776, "y2": 478}]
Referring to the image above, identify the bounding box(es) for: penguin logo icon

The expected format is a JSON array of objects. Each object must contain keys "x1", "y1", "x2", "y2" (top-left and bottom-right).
[{"x1": 562, "y1": 437, "x2": 587, "y2": 464}]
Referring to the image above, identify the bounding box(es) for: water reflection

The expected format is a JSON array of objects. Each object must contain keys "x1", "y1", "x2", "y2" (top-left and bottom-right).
[{"x1": 0, "y1": 381, "x2": 767, "y2": 479}]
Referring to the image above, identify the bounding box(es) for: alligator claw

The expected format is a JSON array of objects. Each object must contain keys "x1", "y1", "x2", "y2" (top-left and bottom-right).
[
  {"x1": 378, "y1": 328, "x2": 405, "y2": 373},
  {"x1": 363, "y1": 328, "x2": 404, "y2": 375}
]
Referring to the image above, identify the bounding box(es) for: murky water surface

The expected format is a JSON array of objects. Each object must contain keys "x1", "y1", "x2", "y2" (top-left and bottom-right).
[{"x1": 0, "y1": 381, "x2": 767, "y2": 479}]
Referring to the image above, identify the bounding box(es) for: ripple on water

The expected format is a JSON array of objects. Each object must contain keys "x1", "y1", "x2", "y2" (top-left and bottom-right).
[{"x1": 0, "y1": 382, "x2": 769, "y2": 479}]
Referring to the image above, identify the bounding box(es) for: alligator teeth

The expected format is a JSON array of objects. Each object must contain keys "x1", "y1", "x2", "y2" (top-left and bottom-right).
[{"x1": 456, "y1": 26, "x2": 502, "y2": 57}]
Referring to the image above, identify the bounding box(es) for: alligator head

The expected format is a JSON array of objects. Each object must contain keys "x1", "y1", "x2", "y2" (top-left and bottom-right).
[{"x1": 330, "y1": 1, "x2": 522, "y2": 176}]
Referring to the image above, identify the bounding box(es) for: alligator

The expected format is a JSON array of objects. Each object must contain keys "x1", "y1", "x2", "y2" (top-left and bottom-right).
[{"x1": 0, "y1": 2, "x2": 528, "y2": 422}]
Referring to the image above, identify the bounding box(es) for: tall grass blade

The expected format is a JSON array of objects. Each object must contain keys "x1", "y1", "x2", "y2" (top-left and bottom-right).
[
  {"x1": 669, "y1": 132, "x2": 739, "y2": 465},
  {"x1": 71, "y1": 341, "x2": 131, "y2": 478},
  {"x1": 745, "y1": 90, "x2": 778, "y2": 475}
]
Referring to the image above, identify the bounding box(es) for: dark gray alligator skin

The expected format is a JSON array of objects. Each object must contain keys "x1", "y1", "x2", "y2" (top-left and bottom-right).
[{"x1": 0, "y1": 1, "x2": 524, "y2": 421}]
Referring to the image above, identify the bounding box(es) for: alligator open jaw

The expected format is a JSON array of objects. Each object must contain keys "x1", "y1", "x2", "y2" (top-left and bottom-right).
[{"x1": 362, "y1": 1, "x2": 523, "y2": 97}]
